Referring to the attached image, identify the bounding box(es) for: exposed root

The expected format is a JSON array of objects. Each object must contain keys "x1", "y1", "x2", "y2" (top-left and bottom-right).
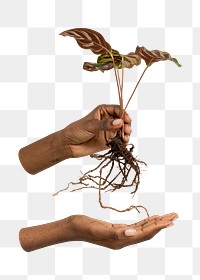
[{"x1": 53, "y1": 133, "x2": 149, "y2": 218}]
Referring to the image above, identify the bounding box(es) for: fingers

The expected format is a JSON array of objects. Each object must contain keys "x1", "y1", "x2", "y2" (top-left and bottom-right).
[
  {"x1": 159, "y1": 212, "x2": 178, "y2": 222},
  {"x1": 85, "y1": 212, "x2": 178, "y2": 250},
  {"x1": 85, "y1": 105, "x2": 132, "y2": 143},
  {"x1": 100, "y1": 104, "x2": 123, "y2": 119},
  {"x1": 134, "y1": 213, "x2": 178, "y2": 232},
  {"x1": 115, "y1": 213, "x2": 179, "y2": 244},
  {"x1": 85, "y1": 118, "x2": 123, "y2": 134},
  {"x1": 131, "y1": 215, "x2": 160, "y2": 228},
  {"x1": 123, "y1": 111, "x2": 132, "y2": 125},
  {"x1": 124, "y1": 123, "x2": 132, "y2": 135},
  {"x1": 133, "y1": 212, "x2": 178, "y2": 239},
  {"x1": 123, "y1": 123, "x2": 132, "y2": 144},
  {"x1": 101, "y1": 213, "x2": 178, "y2": 242},
  {"x1": 123, "y1": 135, "x2": 130, "y2": 143},
  {"x1": 98, "y1": 105, "x2": 132, "y2": 125}
]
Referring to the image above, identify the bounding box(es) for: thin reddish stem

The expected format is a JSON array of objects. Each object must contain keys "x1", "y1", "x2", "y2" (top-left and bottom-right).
[
  {"x1": 124, "y1": 66, "x2": 149, "y2": 111},
  {"x1": 92, "y1": 42, "x2": 122, "y2": 106},
  {"x1": 121, "y1": 55, "x2": 125, "y2": 109},
  {"x1": 114, "y1": 67, "x2": 122, "y2": 105}
]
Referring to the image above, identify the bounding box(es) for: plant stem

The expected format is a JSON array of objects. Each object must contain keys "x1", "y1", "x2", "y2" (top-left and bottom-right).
[
  {"x1": 124, "y1": 65, "x2": 149, "y2": 111},
  {"x1": 92, "y1": 42, "x2": 122, "y2": 106},
  {"x1": 121, "y1": 55, "x2": 124, "y2": 109},
  {"x1": 120, "y1": 56, "x2": 125, "y2": 139},
  {"x1": 116, "y1": 68, "x2": 123, "y2": 108},
  {"x1": 114, "y1": 67, "x2": 122, "y2": 105}
]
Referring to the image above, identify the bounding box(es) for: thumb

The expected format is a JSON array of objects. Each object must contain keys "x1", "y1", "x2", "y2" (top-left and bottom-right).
[
  {"x1": 107, "y1": 227, "x2": 137, "y2": 240},
  {"x1": 86, "y1": 118, "x2": 123, "y2": 133}
]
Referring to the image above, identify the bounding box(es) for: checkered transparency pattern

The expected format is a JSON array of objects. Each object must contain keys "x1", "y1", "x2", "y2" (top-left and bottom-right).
[{"x1": 0, "y1": 0, "x2": 199, "y2": 279}]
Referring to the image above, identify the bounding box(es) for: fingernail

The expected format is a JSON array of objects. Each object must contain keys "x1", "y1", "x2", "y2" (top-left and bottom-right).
[
  {"x1": 113, "y1": 119, "x2": 123, "y2": 126},
  {"x1": 172, "y1": 216, "x2": 178, "y2": 221},
  {"x1": 125, "y1": 229, "x2": 137, "y2": 237}
]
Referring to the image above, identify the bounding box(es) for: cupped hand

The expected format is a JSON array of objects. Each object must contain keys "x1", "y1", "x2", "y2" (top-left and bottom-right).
[
  {"x1": 68, "y1": 212, "x2": 178, "y2": 249},
  {"x1": 62, "y1": 104, "x2": 132, "y2": 158}
]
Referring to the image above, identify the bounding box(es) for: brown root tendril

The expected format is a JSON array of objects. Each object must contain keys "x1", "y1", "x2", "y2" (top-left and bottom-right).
[{"x1": 53, "y1": 132, "x2": 150, "y2": 218}]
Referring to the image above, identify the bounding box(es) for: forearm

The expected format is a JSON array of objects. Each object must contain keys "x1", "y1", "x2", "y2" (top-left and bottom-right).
[
  {"x1": 19, "y1": 217, "x2": 75, "y2": 252},
  {"x1": 18, "y1": 129, "x2": 72, "y2": 175}
]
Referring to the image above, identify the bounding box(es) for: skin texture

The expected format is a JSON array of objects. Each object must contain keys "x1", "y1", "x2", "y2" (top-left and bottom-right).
[
  {"x1": 19, "y1": 212, "x2": 178, "y2": 252},
  {"x1": 68, "y1": 212, "x2": 178, "y2": 250},
  {"x1": 63, "y1": 104, "x2": 132, "y2": 158},
  {"x1": 19, "y1": 104, "x2": 131, "y2": 174}
]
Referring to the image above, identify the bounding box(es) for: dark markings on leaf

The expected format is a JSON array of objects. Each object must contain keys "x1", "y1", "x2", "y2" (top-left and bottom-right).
[
  {"x1": 60, "y1": 28, "x2": 112, "y2": 55},
  {"x1": 135, "y1": 46, "x2": 182, "y2": 67},
  {"x1": 83, "y1": 62, "x2": 114, "y2": 72},
  {"x1": 83, "y1": 49, "x2": 141, "y2": 72}
]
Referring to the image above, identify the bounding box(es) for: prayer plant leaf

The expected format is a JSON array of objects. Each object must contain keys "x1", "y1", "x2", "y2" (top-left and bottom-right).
[
  {"x1": 122, "y1": 52, "x2": 141, "y2": 69},
  {"x1": 60, "y1": 28, "x2": 112, "y2": 55},
  {"x1": 97, "y1": 50, "x2": 141, "y2": 69},
  {"x1": 97, "y1": 49, "x2": 121, "y2": 65},
  {"x1": 135, "y1": 46, "x2": 182, "y2": 67},
  {"x1": 83, "y1": 62, "x2": 114, "y2": 72},
  {"x1": 84, "y1": 50, "x2": 141, "y2": 72}
]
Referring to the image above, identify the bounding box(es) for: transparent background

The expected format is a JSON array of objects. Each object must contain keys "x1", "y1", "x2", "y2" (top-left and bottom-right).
[{"x1": 0, "y1": 0, "x2": 199, "y2": 279}]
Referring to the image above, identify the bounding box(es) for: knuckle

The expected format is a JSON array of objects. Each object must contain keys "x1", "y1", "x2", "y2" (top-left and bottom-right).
[{"x1": 97, "y1": 104, "x2": 105, "y2": 110}]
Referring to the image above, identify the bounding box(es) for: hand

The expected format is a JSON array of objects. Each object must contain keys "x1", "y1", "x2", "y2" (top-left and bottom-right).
[
  {"x1": 68, "y1": 212, "x2": 178, "y2": 249},
  {"x1": 19, "y1": 212, "x2": 178, "y2": 252},
  {"x1": 63, "y1": 104, "x2": 132, "y2": 158}
]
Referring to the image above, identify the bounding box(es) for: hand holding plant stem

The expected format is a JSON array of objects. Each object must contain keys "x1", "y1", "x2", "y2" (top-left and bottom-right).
[{"x1": 57, "y1": 28, "x2": 182, "y2": 217}]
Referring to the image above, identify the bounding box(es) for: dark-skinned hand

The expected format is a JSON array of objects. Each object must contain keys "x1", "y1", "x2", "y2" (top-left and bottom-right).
[
  {"x1": 63, "y1": 104, "x2": 132, "y2": 158},
  {"x1": 68, "y1": 212, "x2": 178, "y2": 249}
]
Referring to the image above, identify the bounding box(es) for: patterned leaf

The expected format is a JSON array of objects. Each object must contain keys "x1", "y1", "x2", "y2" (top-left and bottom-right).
[
  {"x1": 97, "y1": 49, "x2": 121, "y2": 65},
  {"x1": 83, "y1": 62, "x2": 114, "y2": 72},
  {"x1": 121, "y1": 52, "x2": 141, "y2": 69},
  {"x1": 60, "y1": 28, "x2": 112, "y2": 55},
  {"x1": 83, "y1": 50, "x2": 141, "y2": 72},
  {"x1": 94, "y1": 50, "x2": 141, "y2": 70},
  {"x1": 135, "y1": 46, "x2": 182, "y2": 67}
]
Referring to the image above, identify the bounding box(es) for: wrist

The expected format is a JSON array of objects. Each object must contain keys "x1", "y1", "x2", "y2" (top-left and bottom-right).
[
  {"x1": 19, "y1": 217, "x2": 78, "y2": 252},
  {"x1": 19, "y1": 129, "x2": 73, "y2": 175},
  {"x1": 63, "y1": 215, "x2": 79, "y2": 242},
  {"x1": 65, "y1": 215, "x2": 84, "y2": 242},
  {"x1": 59, "y1": 128, "x2": 73, "y2": 160}
]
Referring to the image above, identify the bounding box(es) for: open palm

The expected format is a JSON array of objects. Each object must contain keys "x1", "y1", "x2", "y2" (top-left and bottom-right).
[{"x1": 69, "y1": 212, "x2": 178, "y2": 249}]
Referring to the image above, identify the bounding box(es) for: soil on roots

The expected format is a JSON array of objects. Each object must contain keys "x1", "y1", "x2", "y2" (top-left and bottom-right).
[{"x1": 54, "y1": 133, "x2": 149, "y2": 217}]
